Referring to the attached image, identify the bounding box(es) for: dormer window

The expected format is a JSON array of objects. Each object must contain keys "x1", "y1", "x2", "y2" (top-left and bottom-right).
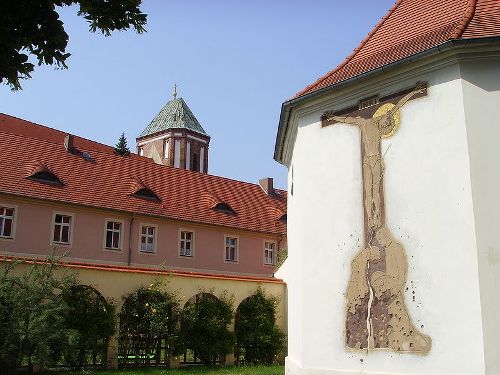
[
  {"x1": 27, "y1": 164, "x2": 63, "y2": 186},
  {"x1": 133, "y1": 188, "x2": 160, "y2": 201},
  {"x1": 213, "y1": 202, "x2": 235, "y2": 214},
  {"x1": 278, "y1": 213, "x2": 287, "y2": 223},
  {"x1": 130, "y1": 179, "x2": 160, "y2": 201}
]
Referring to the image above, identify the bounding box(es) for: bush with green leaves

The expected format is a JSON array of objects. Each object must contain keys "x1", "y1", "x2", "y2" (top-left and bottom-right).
[
  {"x1": 234, "y1": 288, "x2": 285, "y2": 364},
  {"x1": 119, "y1": 283, "x2": 181, "y2": 365},
  {"x1": 180, "y1": 292, "x2": 235, "y2": 365},
  {"x1": 0, "y1": 255, "x2": 77, "y2": 374},
  {"x1": 61, "y1": 285, "x2": 116, "y2": 367}
]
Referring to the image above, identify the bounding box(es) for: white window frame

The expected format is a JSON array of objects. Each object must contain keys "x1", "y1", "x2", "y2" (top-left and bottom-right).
[
  {"x1": 51, "y1": 211, "x2": 74, "y2": 246},
  {"x1": 179, "y1": 229, "x2": 195, "y2": 258},
  {"x1": 139, "y1": 223, "x2": 157, "y2": 254},
  {"x1": 0, "y1": 203, "x2": 17, "y2": 240},
  {"x1": 103, "y1": 219, "x2": 124, "y2": 251},
  {"x1": 224, "y1": 235, "x2": 239, "y2": 263},
  {"x1": 264, "y1": 241, "x2": 276, "y2": 265}
]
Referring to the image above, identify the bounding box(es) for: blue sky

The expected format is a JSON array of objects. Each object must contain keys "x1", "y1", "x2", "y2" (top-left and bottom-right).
[{"x1": 1, "y1": 0, "x2": 395, "y2": 189}]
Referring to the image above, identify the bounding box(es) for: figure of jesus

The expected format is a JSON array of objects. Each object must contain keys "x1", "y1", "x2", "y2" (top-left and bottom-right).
[
  {"x1": 325, "y1": 83, "x2": 425, "y2": 237},
  {"x1": 324, "y1": 83, "x2": 431, "y2": 354}
]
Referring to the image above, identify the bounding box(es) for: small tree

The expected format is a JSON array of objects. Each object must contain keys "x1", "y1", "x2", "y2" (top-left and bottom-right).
[
  {"x1": 234, "y1": 288, "x2": 285, "y2": 364},
  {"x1": 61, "y1": 285, "x2": 116, "y2": 367},
  {"x1": 0, "y1": 253, "x2": 77, "y2": 373},
  {"x1": 180, "y1": 291, "x2": 234, "y2": 365},
  {"x1": 119, "y1": 283, "x2": 181, "y2": 366},
  {"x1": 114, "y1": 132, "x2": 130, "y2": 156}
]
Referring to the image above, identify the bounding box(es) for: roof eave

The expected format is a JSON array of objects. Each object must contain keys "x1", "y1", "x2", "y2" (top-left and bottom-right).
[{"x1": 274, "y1": 36, "x2": 500, "y2": 165}]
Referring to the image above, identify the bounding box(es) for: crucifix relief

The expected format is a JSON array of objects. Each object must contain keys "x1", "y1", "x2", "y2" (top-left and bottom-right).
[{"x1": 322, "y1": 82, "x2": 432, "y2": 354}]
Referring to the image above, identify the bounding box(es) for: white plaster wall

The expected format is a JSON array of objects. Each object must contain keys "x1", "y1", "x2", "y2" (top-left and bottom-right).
[
  {"x1": 461, "y1": 58, "x2": 500, "y2": 375},
  {"x1": 284, "y1": 63, "x2": 487, "y2": 375}
]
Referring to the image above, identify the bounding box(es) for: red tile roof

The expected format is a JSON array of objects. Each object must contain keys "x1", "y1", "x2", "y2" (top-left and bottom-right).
[
  {"x1": 0, "y1": 113, "x2": 287, "y2": 236},
  {"x1": 296, "y1": 0, "x2": 500, "y2": 97}
]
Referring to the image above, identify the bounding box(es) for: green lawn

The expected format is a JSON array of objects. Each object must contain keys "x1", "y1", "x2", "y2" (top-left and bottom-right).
[{"x1": 48, "y1": 366, "x2": 284, "y2": 375}]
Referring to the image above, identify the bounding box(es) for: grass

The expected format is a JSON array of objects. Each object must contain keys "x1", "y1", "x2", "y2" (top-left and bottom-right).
[{"x1": 45, "y1": 365, "x2": 284, "y2": 375}]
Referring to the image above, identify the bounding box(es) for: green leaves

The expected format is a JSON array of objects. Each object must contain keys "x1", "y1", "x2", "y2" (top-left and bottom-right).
[
  {"x1": 0, "y1": 253, "x2": 77, "y2": 371},
  {"x1": 0, "y1": 0, "x2": 147, "y2": 90},
  {"x1": 234, "y1": 288, "x2": 285, "y2": 365},
  {"x1": 180, "y1": 292, "x2": 235, "y2": 366}
]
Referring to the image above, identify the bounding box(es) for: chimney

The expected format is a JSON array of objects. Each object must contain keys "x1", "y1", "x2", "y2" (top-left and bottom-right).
[
  {"x1": 259, "y1": 177, "x2": 274, "y2": 195},
  {"x1": 64, "y1": 134, "x2": 74, "y2": 152}
]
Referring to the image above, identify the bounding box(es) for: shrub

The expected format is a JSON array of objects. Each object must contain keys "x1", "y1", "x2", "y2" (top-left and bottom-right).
[
  {"x1": 119, "y1": 283, "x2": 181, "y2": 366},
  {"x1": 235, "y1": 288, "x2": 285, "y2": 364},
  {"x1": 180, "y1": 291, "x2": 234, "y2": 365},
  {"x1": 61, "y1": 285, "x2": 116, "y2": 367},
  {"x1": 0, "y1": 254, "x2": 77, "y2": 373}
]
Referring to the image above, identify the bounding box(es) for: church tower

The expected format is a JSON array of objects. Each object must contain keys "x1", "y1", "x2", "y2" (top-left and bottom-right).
[{"x1": 136, "y1": 85, "x2": 210, "y2": 173}]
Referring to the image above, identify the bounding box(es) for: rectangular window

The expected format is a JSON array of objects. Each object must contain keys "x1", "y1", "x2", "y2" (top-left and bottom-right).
[
  {"x1": 140, "y1": 225, "x2": 155, "y2": 253},
  {"x1": 264, "y1": 241, "x2": 275, "y2": 265},
  {"x1": 105, "y1": 221, "x2": 122, "y2": 250},
  {"x1": 225, "y1": 236, "x2": 238, "y2": 262},
  {"x1": 53, "y1": 214, "x2": 72, "y2": 244},
  {"x1": 0, "y1": 206, "x2": 15, "y2": 238},
  {"x1": 164, "y1": 139, "x2": 170, "y2": 159},
  {"x1": 180, "y1": 231, "x2": 194, "y2": 257}
]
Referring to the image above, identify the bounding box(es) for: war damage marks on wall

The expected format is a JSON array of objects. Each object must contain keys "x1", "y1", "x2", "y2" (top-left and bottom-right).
[{"x1": 322, "y1": 83, "x2": 432, "y2": 354}]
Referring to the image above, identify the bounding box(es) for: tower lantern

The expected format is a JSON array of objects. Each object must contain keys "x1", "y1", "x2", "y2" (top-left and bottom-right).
[{"x1": 136, "y1": 85, "x2": 210, "y2": 173}]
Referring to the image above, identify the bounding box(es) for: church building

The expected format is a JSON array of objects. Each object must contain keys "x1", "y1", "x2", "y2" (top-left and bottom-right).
[{"x1": 274, "y1": 0, "x2": 500, "y2": 374}]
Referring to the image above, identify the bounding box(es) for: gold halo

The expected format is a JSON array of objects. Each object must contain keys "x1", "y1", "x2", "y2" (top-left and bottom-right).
[{"x1": 373, "y1": 103, "x2": 401, "y2": 138}]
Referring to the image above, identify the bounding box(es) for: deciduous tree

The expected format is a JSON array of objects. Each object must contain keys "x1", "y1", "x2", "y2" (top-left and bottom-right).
[{"x1": 0, "y1": 0, "x2": 147, "y2": 90}]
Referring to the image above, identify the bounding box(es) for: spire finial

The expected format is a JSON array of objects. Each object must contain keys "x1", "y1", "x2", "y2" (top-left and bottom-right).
[{"x1": 173, "y1": 83, "x2": 177, "y2": 99}]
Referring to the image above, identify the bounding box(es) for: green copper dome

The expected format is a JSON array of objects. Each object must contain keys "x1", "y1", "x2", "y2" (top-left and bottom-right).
[{"x1": 139, "y1": 97, "x2": 208, "y2": 138}]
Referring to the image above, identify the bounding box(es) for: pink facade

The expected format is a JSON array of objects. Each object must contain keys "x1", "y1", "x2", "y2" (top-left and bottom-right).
[{"x1": 0, "y1": 198, "x2": 284, "y2": 277}]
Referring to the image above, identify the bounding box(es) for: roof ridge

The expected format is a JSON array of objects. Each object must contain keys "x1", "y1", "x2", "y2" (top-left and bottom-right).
[
  {"x1": 294, "y1": 0, "x2": 404, "y2": 98},
  {"x1": 451, "y1": 0, "x2": 478, "y2": 38},
  {"x1": 0, "y1": 113, "x2": 115, "y2": 152}
]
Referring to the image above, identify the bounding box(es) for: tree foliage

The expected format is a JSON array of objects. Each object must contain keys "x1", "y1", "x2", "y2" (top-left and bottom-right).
[
  {"x1": 114, "y1": 132, "x2": 131, "y2": 156},
  {"x1": 61, "y1": 285, "x2": 116, "y2": 367},
  {"x1": 180, "y1": 292, "x2": 235, "y2": 366},
  {"x1": 0, "y1": 0, "x2": 147, "y2": 90},
  {"x1": 235, "y1": 288, "x2": 285, "y2": 364},
  {"x1": 0, "y1": 254, "x2": 77, "y2": 374},
  {"x1": 119, "y1": 284, "x2": 182, "y2": 364}
]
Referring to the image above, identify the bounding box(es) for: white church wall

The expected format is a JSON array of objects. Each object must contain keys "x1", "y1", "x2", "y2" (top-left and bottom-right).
[
  {"x1": 461, "y1": 58, "x2": 500, "y2": 375},
  {"x1": 284, "y1": 63, "x2": 487, "y2": 375}
]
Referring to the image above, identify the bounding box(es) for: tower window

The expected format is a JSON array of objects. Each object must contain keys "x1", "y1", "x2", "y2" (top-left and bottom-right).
[
  {"x1": 192, "y1": 153, "x2": 199, "y2": 172},
  {"x1": 164, "y1": 139, "x2": 170, "y2": 159}
]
